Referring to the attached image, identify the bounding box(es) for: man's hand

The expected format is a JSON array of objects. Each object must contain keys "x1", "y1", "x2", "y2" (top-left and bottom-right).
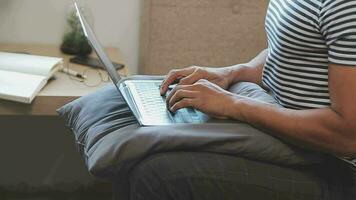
[
  {"x1": 166, "y1": 79, "x2": 240, "y2": 118},
  {"x1": 160, "y1": 66, "x2": 233, "y2": 96}
]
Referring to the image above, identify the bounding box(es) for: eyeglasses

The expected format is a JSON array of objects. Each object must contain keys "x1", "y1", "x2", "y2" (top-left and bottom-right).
[{"x1": 64, "y1": 61, "x2": 125, "y2": 87}]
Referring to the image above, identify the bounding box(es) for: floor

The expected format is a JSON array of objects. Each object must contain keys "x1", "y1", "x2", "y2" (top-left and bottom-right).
[
  {"x1": 1, "y1": 116, "x2": 112, "y2": 200},
  {"x1": 0, "y1": 182, "x2": 112, "y2": 200}
]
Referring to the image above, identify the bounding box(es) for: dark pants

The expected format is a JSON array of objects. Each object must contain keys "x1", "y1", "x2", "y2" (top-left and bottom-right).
[
  {"x1": 119, "y1": 152, "x2": 356, "y2": 200},
  {"x1": 107, "y1": 83, "x2": 356, "y2": 199}
]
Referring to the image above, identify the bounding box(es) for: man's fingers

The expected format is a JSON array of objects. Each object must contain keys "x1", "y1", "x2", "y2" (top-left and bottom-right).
[
  {"x1": 179, "y1": 71, "x2": 202, "y2": 85},
  {"x1": 165, "y1": 85, "x2": 192, "y2": 106},
  {"x1": 168, "y1": 90, "x2": 198, "y2": 108},
  {"x1": 170, "y1": 98, "x2": 196, "y2": 112},
  {"x1": 160, "y1": 70, "x2": 180, "y2": 95},
  {"x1": 160, "y1": 67, "x2": 197, "y2": 95}
]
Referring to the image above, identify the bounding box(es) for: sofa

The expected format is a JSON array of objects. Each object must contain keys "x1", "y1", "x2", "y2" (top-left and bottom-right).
[{"x1": 58, "y1": 0, "x2": 356, "y2": 199}]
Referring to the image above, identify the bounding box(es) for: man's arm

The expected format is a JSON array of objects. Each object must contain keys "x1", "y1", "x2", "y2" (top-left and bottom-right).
[
  {"x1": 160, "y1": 49, "x2": 269, "y2": 95},
  {"x1": 226, "y1": 49, "x2": 269, "y2": 87},
  {"x1": 230, "y1": 64, "x2": 356, "y2": 156},
  {"x1": 167, "y1": 64, "x2": 356, "y2": 156}
]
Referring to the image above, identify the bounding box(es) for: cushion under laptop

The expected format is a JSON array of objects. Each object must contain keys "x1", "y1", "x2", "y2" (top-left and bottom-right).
[{"x1": 57, "y1": 81, "x2": 326, "y2": 181}]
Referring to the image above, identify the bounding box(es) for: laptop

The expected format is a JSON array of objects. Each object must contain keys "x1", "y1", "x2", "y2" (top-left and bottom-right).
[{"x1": 75, "y1": 2, "x2": 214, "y2": 126}]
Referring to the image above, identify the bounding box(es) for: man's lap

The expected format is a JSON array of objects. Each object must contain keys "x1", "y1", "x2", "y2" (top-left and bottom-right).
[
  {"x1": 103, "y1": 82, "x2": 355, "y2": 199},
  {"x1": 58, "y1": 80, "x2": 356, "y2": 199},
  {"x1": 126, "y1": 152, "x2": 356, "y2": 200}
]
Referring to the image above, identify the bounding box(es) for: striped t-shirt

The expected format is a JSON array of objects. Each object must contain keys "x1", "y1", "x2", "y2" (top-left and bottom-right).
[{"x1": 262, "y1": 0, "x2": 356, "y2": 168}]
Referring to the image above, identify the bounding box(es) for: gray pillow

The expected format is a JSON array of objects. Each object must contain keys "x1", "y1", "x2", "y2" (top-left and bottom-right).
[{"x1": 58, "y1": 81, "x2": 325, "y2": 181}]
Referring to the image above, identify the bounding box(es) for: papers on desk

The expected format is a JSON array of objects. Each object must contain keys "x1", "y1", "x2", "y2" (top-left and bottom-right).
[{"x1": 0, "y1": 52, "x2": 63, "y2": 104}]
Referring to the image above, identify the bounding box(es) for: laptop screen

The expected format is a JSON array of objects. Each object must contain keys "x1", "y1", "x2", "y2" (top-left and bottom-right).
[{"x1": 74, "y1": 2, "x2": 121, "y2": 85}]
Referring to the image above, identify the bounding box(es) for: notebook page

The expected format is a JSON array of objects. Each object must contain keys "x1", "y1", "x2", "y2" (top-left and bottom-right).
[
  {"x1": 0, "y1": 70, "x2": 47, "y2": 103},
  {"x1": 0, "y1": 52, "x2": 62, "y2": 78}
]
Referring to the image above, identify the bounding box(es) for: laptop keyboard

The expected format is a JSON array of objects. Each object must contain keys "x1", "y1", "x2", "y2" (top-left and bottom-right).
[
  {"x1": 134, "y1": 82, "x2": 169, "y2": 117},
  {"x1": 133, "y1": 81, "x2": 202, "y2": 123}
]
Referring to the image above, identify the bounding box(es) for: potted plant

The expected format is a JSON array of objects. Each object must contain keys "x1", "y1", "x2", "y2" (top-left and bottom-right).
[{"x1": 60, "y1": 10, "x2": 92, "y2": 56}]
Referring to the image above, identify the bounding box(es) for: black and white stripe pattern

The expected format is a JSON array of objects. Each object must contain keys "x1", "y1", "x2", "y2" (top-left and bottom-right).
[{"x1": 262, "y1": 0, "x2": 356, "y2": 170}]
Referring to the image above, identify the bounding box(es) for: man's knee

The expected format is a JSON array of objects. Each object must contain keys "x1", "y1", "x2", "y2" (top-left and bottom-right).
[
  {"x1": 129, "y1": 153, "x2": 180, "y2": 200},
  {"x1": 128, "y1": 152, "x2": 243, "y2": 200}
]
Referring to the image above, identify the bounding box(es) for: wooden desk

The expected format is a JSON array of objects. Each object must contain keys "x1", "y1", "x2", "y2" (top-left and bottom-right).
[{"x1": 0, "y1": 43, "x2": 128, "y2": 116}]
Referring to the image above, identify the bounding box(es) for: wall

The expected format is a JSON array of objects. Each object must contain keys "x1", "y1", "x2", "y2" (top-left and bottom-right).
[{"x1": 0, "y1": 0, "x2": 141, "y2": 74}]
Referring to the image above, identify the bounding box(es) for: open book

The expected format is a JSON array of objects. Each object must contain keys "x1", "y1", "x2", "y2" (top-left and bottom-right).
[{"x1": 0, "y1": 52, "x2": 63, "y2": 104}]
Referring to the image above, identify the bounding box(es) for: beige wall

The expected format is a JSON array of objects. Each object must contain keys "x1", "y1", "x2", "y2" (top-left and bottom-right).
[{"x1": 0, "y1": 0, "x2": 141, "y2": 74}]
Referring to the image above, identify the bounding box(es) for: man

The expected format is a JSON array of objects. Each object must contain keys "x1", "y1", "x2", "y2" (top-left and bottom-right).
[{"x1": 129, "y1": 0, "x2": 356, "y2": 199}]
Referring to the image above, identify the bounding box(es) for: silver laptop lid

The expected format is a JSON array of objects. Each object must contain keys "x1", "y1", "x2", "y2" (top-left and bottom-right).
[{"x1": 74, "y1": 2, "x2": 121, "y2": 84}]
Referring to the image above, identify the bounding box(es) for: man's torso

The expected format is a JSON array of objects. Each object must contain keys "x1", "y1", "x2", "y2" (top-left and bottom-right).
[
  {"x1": 263, "y1": 0, "x2": 331, "y2": 109},
  {"x1": 263, "y1": 0, "x2": 356, "y2": 170}
]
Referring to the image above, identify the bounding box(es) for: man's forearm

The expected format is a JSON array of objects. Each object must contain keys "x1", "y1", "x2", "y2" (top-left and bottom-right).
[
  {"x1": 229, "y1": 97, "x2": 356, "y2": 156},
  {"x1": 225, "y1": 49, "x2": 269, "y2": 87}
]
